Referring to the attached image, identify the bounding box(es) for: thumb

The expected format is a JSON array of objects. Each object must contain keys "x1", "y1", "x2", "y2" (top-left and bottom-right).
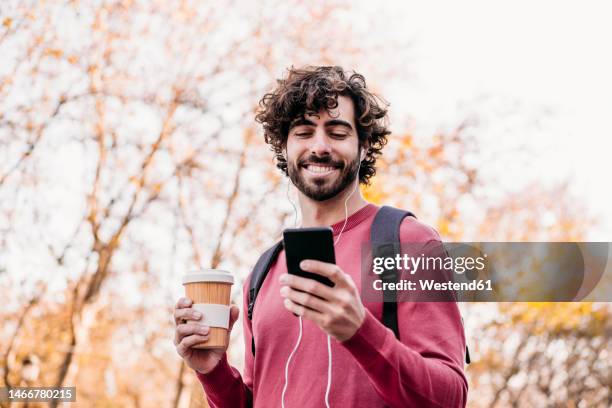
[{"x1": 228, "y1": 304, "x2": 240, "y2": 332}]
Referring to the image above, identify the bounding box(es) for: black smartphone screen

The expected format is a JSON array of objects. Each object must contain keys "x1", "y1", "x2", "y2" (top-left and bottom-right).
[{"x1": 283, "y1": 227, "x2": 336, "y2": 287}]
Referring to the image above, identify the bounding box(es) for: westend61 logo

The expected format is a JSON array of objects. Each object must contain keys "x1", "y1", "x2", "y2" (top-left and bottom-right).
[{"x1": 360, "y1": 242, "x2": 611, "y2": 303}]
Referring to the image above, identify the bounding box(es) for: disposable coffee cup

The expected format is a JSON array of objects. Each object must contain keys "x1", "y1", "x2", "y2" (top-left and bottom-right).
[{"x1": 182, "y1": 269, "x2": 234, "y2": 349}]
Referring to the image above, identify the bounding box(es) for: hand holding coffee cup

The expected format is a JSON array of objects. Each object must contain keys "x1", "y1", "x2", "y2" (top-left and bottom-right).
[{"x1": 174, "y1": 269, "x2": 237, "y2": 374}]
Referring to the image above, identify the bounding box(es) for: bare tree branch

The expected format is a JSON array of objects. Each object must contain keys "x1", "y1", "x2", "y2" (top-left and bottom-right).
[
  {"x1": 1, "y1": 284, "x2": 46, "y2": 389},
  {"x1": 0, "y1": 94, "x2": 69, "y2": 186},
  {"x1": 210, "y1": 130, "x2": 251, "y2": 269}
]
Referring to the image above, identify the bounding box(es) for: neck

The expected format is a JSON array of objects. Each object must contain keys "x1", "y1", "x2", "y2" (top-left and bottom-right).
[{"x1": 296, "y1": 180, "x2": 369, "y2": 228}]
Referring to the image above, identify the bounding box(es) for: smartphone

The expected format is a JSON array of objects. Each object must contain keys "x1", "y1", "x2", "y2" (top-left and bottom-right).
[{"x1": 283, "y1": 227, "x2": 336, "y2": 287}]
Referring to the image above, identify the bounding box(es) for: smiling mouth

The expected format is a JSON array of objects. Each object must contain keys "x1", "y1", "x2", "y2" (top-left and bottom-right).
[{"x1": 301, "y1": 163, "x2": 341, "y2": 176}]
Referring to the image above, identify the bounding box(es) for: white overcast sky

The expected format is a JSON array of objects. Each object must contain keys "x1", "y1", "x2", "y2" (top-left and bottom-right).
[{"x1": 368, "y1": 0, "x2": 612, "y2": 240}]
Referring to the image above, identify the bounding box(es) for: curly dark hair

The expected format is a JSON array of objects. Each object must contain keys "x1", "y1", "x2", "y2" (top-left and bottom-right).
[{"x1": 255, "y1": 66, "x2": 390, "y2": 185}]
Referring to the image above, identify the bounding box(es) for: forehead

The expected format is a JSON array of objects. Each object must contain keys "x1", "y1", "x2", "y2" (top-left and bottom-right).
[{"x1": 298, "y1": 95, "x2": 356, "y2": 125}]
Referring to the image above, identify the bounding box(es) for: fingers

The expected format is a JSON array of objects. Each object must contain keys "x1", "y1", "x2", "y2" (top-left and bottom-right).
[
  {"x1": 174, "y1": 299, "x2": 201, "y2": 326},
  {"x1": 228, "y1": 304, "x2": 240, "y2": 332},
  {"x1": 177, "y1": 322, "x2": 210, "y2": 338},
  {"x1": 174, "y1": 299, "x2": 239, "y2": 348},
  {"x1": 176, "y1": 334, "x2": 210, "y2": 357},
  {"x1": 176, "y1": 297, "x2": 193, "y2": 309},
  {"x1": 282, "y1": 297, "x2": 324, "y2": 322},
  {"x1": 175, "y1": 322, "x2": 210, "y2": 346},
  {"x1": 279, "y1": 273, "x2": 335, "y2": 300},
  {"x1": 280, "y1": 285, "x2": 331, "y2": 314},
  {"x1": 299, "y1": 260, "x2": 344, "y2": 283}
]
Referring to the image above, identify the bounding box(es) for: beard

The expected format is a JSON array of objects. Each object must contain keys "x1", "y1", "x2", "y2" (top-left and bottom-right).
[{"x1": 287, "y1": 152, "x2": 360, "y2": 202}]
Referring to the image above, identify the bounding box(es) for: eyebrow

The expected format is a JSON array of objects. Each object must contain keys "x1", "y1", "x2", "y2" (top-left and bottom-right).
[{"x1": 289, "y1": 117, "x2": 354, "y2": 131}]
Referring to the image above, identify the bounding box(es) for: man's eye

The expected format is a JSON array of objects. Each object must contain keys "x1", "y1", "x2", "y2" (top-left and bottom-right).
[
  {"x1": 295, "y1": 132, "x2": 311, "y2": 137},
  {"x1": 331, "y1": 133, "x2": 347, "y2": 138}
]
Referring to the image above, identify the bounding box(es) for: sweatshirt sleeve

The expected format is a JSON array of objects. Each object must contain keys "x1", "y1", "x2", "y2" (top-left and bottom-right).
[
  {"x1": 339, "y1": 219, "x2": 468, "y2": 408},
  {"x1": 194, "y1": 276, "x2": 254, "y2": 408}
]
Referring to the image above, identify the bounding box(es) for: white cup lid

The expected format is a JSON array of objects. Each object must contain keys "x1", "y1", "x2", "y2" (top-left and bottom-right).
[{"x1": 182, "y1": 269, "x2": 234, "y2": 285}]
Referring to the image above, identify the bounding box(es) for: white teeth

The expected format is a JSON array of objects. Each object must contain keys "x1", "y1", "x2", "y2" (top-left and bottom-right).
[{"x1": 306, "y1": 165, "x2": 336, "y2": 174}]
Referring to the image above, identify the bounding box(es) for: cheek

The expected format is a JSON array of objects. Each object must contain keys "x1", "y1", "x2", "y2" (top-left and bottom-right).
[
  {"x1": 335, "y1": 137, "x2": 358, "y2": 155},
  {"x1": 339, "y1": 145, "x2": 359, "y2": 163},
  {"x1": 285, "y1": 140, "x2": 307, "y2": 161}
]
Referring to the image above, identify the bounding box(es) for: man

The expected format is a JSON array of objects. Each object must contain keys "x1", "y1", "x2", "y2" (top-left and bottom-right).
[{"x1": 174, "y1": 66, "x2": 468, "y2": 407}]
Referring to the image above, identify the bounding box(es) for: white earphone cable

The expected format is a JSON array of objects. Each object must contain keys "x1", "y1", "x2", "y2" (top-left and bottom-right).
[
  {"x1": 281, "y1": 315, "x2": 303, "y2": 408},
  {"x1": 334, "y1": 155, "x2": 362, "y2": 246},
  {"x1": 286, "y1": 176, "x2": 299, "y2": 227},
  {"x1": 283, "y1": 150, "x2": 363, "y2": 408},
  {"x1": 324, "y1": 334, "x2": 333, "y2": 406}
]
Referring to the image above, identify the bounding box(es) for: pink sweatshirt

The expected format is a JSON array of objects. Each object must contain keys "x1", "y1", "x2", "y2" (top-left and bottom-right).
[{"x1": 196, "y1": 204, "x2": 468, "y2": 407}]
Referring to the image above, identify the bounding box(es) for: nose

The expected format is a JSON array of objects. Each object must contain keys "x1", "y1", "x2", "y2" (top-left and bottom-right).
[{"x1": 310, "y1": 128, "x2": 332, "y2": 157}]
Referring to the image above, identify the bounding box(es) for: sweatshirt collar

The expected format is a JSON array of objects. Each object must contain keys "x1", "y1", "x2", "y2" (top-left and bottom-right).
[{"x1": 330, "y1": 203, "x2": 378, "y2": 236}]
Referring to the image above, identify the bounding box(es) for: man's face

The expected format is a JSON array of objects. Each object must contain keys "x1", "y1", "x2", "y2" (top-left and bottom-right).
[{"x1": 285, "y1": 95, "x2": 361, "y2": 202}]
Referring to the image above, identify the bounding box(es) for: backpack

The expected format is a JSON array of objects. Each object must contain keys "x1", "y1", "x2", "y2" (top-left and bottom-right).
[{"x1": 246, "y1": 205, "x2": 470, "y2": 364}]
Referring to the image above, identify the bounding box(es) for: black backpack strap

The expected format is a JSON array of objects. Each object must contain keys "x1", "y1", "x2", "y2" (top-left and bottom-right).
[
  {"x1": 247, "y1": 240, "x2": 283, "y2": 355},
  {"x1": 371, "y1": 206, "x2": 415, "y2": 339},
  {"x1": 463, "y1": 317, "x2": 471, "y2": 364},
  {"x1": 371, "y1": 205, "x2": 471, "y2": 365}
]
